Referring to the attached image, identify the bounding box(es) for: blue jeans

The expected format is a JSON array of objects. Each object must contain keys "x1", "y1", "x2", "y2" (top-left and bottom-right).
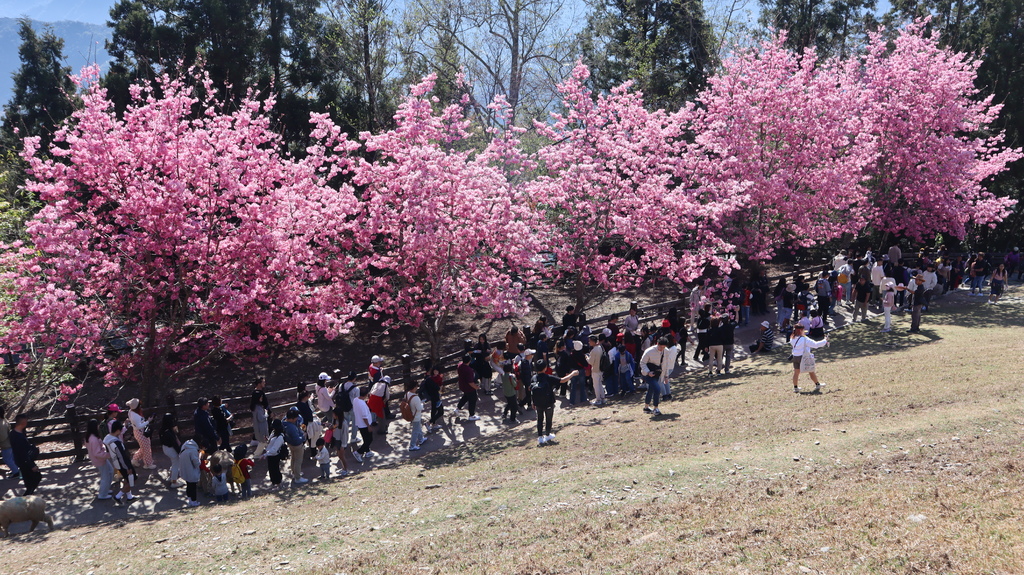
[
  {"x1": 569, "y1": 374, "x2": 588, "y2": 405},
  {"x1": 1, "y1": 447, "x2": 19, "y2": 475},
  {"x1": 409, "y1": 420, "x2": 423, "y2": 448},
  {"x1": 776, "y1": 306, "x2": 791, "y2": 327},
  {"x1": 643, "y1": 375, "x2": 661, "y2": 407},
  {"x1": 616, "y1": 371, "x2": 635, "y2": 394},
  {"x1": 970, "y1": 275, "x2": 986, "y2": 291},
  {"x1": 739, "y1": 305, "x2": 750, "y2": 325}
]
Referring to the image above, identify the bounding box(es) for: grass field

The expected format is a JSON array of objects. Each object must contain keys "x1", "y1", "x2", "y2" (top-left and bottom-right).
[{"x1": 4, "y1": 291, "x2": 1023, "y2": 574}]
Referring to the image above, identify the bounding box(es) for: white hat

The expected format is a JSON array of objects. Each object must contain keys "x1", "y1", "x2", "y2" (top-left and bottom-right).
[
  {"x1": 371, "y1": 355, "x2": 383, "y2": 363},
  {"x1": 573, "y1": 340, "x2": 583, "y2": 351},
  {"x1": 382, "y1": 375, "x2": 391, "y2": 383},
  {"x1": 761, "y1": 321, "x2": 770, "y2": 328},
  {"x1": 524, "y1": 349, "x2": 536, "y2": 356},
  {"x1": 318, "y1": 372, "x2": 331, "y2": 381},
  {"x1": 602, "y1": 328, "x2": 612, "y2": 337},
  {"x1": 126, "y1": 398, "x2": 140, "y2": 410}
]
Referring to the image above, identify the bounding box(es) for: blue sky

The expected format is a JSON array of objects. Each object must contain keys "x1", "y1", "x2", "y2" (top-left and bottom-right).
[{"x1": 0, "y1": 0, "x2": 116, "y2": 25}]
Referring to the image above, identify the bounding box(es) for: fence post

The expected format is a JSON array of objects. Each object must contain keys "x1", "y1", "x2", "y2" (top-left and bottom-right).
[
  {"x1": 402, "y1": 354, "x2": 412, "y2": 385},
  {"x1": 65, "y1": 403, "x2": 85, "y2": 462}
]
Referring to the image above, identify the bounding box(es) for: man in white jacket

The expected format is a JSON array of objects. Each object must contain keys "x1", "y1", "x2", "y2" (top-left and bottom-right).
[
  {"x1": 587, "y1": 335, "x2": 607, "y2": 406},
  {"x1": 639, "y1": 338, "x2": 671, "y2": 415}
]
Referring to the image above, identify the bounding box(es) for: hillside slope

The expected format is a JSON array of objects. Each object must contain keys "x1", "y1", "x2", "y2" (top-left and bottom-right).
[{"x1": 3, "y1": 287, "x2": 1023, "y2": 574}]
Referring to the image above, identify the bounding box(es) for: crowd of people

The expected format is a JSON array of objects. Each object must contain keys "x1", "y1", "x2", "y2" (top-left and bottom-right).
[{"x1": 0, "y1": 246, "x2": 1017, "y2": 511}]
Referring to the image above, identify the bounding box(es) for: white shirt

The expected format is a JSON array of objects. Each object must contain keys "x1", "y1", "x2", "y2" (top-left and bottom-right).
[
  {"x1": 791, "y1": 335, "x2": 828, "y2": 357},
  {"x1": 316, "y1": 385, "x2": 335, "y2": 412},
  {"x1": 871, "y1": 264, "x2": 885, "y2": 285},
  {"x1": 128, "y1": 410, "x2": 148, "y2": 431},
  {"x1": 922, "y1": 271, "x2": 938, "y2": 292},
  {"x1": 832, "y1": 254, "x2": 847, "y2": 270},
  {"x1": 352, "y1": 397, "x2": 372, "y2": 428},
  {"x1": 587, "y1": 345, "x2": 604, "y2": 370},
  {"x1": 623, "y1": 314, "x2": 640, "y2": 335},
  {"x1": 639, "y1": 345, "x2": 668, "y2": 381}
]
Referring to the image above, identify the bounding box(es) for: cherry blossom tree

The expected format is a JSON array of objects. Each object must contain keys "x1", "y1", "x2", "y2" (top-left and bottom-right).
[
  {"x1": 530, "y1": 63, "x2": 740, "y2": 311},
  {"x1": 0, "y1": 67, "x2": 363, "y2": 402},
  {"x1": 691, "y1": 34, "x2": 875, "y2": 260},
  {"x1": 857, "y1": 22, "x2": 1021, "y2": 242},
  {"x1": 341, "y1": 76, "x2": 546, "y2": 361}
]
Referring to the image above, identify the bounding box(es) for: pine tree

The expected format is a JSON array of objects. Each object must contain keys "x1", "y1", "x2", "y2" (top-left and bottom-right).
[
  {"x1": 581, "y1": 0, "x2": 717, "y2": 110},
  {"x1": 1, "y1": 18, "x2": 77, "y2": 151}
]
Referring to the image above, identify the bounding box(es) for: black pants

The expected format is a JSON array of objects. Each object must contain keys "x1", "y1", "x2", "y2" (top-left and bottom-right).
[
  {"x1": 186, "y1": 481, "x2": 198, "y2": 501},
  {"x1": 503, "y1": 394, "x2": 519, "y2": 421},
  {"x1": 21, "y1": 467, "x2": 42, "y2": 495},
  {"x1": 267, "y1": 453, "x2": 284, "y2": 485},
  {"x1": 817, "y1": 296, "x2": 831, "y2": 324},
  {"x1": 429, "y1": 401, "x2": 443, "y2": 426},
  {"x1": 457, "y1": 390, "x2": 477, "y2": 416},
  {"x1": 693, "y1": 332, "x2": 708, "y2": 361},
  {"x1": 536, "y1": 406, "x2": 554, "y2": 437},
  {"x1": 357, "y1": 427, "x2": 373, "y2": 454}
]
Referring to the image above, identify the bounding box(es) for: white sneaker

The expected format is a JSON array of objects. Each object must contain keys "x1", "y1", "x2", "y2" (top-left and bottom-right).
[
  {"x1": 546, "y1": 434, "x2": 556, "y2": 442},
  {"x1": 187, "y1": 500, "x2": 200, "y2": 507},
  {"x1": 468, "y1": 415, "x2": 480, "y2": 421},
  {"x1": 538, "y1": 437, "x2": 547, "y2": 446},
  {"x1": 294, "y1": 477, "x2": 310, "y2": 485},
  {"x1": 418, "y1": 438, "x2": 427, "y2": 446},
  {"x1": 409, "y1": 446, "x2": 421, "y2": 451},
  {"x1": 364, "y1": 451, "x2": 375, "y2": 458},
  {"x1": 352, "y1": 451, "x2": 363, "y2": 463}
]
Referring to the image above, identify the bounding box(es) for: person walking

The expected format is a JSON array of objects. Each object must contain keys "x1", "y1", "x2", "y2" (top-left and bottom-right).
[
  {"x1": 0, "y1": 406, "x2": 20, "y2": 480},
  {"x1": 250, "y1": 377, "x2": 271, "y2": 457},
  {"x1": 86, "y1": 418, "x2": 114, "y2": 500},
  {"x1": 789, "y1": 324, "x2": 829, "y2": 393},
  {"x1": 262, "y1": 420, "x2": 286, "y2": 490},
  {"x1": 10, "y1": 414, "x2": 41, "y2": 495},
  {"x1": 456, "y1": 355, "x2": 481, "y2": 421},
  {"x1": 159, "y1": 412, "x2": 183, "y2": 487},
  {"x1": 405, "y1": 380, "x2": 425, "y2": 451},
  {"x1": 127, "y1": 398, "x2": 156, "y2": 470},
  {"x1": 531, "y1": 360, "x2": 579, "y2": 446},
  {"x1": 420, "y1": 366, "x2": 444, "y2": 433},
  {"x1": 989, "y1": 263, "x2": 1008, "y2": 304},
  {"x1": 179, "y1": 438, "x2": 202, "y2": 506},
  {"x1": 103, "y1": 421, "x2": 136, "y2": 504},
  {"x1": 282, "y1": 408, "x2": 308, "y2": 485},
  {"x1": 880, "y1": 280, "x2": 896, "y2": 333}
]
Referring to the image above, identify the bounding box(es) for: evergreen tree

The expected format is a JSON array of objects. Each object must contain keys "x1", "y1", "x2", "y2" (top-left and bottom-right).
[
  {"x1": 0, "y1": 19, "x2": 78, "y2": 242},
  {"x1": 758, "y1": 0, "x2": 878, "y2": 59},
  {"x1": 580, "y1": 0, "x2": 717, "y2": 110},
  {"x1": 1, "y1": 18, "x2": 78, "y2": 151}
]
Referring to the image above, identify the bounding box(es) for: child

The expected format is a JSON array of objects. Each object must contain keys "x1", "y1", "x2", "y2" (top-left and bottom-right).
[
  {"x1": 325, "y1": 421, "x2": 350, "y2": 477},
  {"x1": 232, "y1": 444, "x2": 254, "y2": 499},
  {"x1": 211, "y1": 462, "x2": 230, "y2": 502},
  {"x1": 315, "y1": 438, "x2": 331, "y2": 480}
]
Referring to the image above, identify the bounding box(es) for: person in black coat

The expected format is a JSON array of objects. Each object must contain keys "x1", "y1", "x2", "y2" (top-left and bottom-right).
[
  {"x1": 192, "y1": 398, "x2": 219, "y2": 452},
  {"x1": 10, "y1": 414, "x2": 41, "y2": 495},
  {"x1": 210, "y1": 395, "x2": 232, "y2": 451}
]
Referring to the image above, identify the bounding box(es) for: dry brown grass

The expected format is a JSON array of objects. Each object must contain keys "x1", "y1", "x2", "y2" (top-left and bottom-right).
[{"x1": 4, "y1": 290, "x2": 1024, "y2": 574}]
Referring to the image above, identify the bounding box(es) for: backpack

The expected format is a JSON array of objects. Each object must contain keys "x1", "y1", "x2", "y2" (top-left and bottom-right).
[
  {"x1": 599, "y1": 346, "x2": 611, "y2": 374},
  {"x1": 230, "y1": 462, "x2": 246, "y2": 484},
  {"x1": 334, "y1": 383, "x2": 354, "y2": 414},
  {"x1": 399, "y1": 392, "x2": 415, "y2": 422}
]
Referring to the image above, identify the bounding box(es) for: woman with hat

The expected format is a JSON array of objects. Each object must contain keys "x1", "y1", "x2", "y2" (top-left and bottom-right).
[{"x1": 127, "y1": 398, "x2": 156, "y2": 469}]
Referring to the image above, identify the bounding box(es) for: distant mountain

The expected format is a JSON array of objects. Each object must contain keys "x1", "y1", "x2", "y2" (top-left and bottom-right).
[{"x1": 0, "y1": 17, "x2": 111, "y2": 105}]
